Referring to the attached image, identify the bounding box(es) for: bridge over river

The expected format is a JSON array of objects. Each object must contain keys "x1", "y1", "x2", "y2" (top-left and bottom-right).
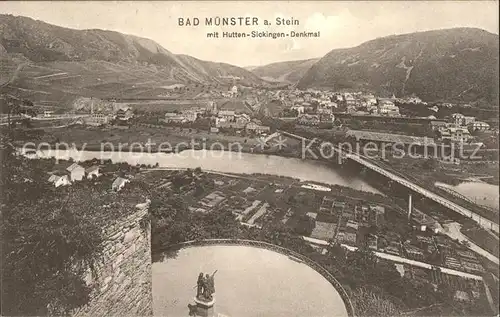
[{"x1": 276, "y1": 130, "x2": 499, "y2": 234}]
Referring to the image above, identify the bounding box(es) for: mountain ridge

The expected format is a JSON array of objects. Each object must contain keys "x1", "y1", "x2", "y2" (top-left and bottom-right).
[
  {"x1": 0, "y1": 14, "x2": 265, "y2": 106},
  {"x1": 249, "y1": 58, "x2": 320, "y2": 84},
  {"x1": 1, "y1": 15, "x2": 498, "y2": 108},
  {"x1": 296, "y1": 27, "x2": 498, "y2": 106}
]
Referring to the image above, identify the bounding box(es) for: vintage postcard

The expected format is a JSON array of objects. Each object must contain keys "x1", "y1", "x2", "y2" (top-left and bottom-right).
[{"x1": 1, "y1": 1, "x2": 498, "y2": 316}]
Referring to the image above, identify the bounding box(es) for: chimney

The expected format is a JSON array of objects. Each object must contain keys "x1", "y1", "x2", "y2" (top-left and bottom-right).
[{"x1": 408, "y1": 194, "x2": 412, "y2": 221}]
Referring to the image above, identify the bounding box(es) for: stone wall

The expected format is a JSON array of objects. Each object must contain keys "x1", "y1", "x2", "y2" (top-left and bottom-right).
[{"x1": 73, "y1": 203, "x2": 152, "y2": 316}]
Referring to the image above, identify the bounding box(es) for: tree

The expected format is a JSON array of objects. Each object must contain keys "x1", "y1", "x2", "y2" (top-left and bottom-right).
[
  {"x1": 421, "y1": 159, "x2": 437, "y2": 171},
  {"x1": 1, "y1": 139, "x2": 105, "y2": 315},
  {"x1": 294, "y1": 214, "x2": 315, "y2": 236}
]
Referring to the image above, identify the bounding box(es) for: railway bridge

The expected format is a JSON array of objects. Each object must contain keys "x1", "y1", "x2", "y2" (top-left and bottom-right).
[{"x1": 275, "y1": 130, "x2": 499, "y2": 234}]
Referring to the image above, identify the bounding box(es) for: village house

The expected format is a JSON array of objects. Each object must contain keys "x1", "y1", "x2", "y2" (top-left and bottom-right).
[
  {"x1": 369, "y1": 205, "x2": 385, "y2": 226},
  {"x1": 66, "y1": 163, "x2": 85, "y2": 181},
  {"x1": 344, "y1": 94, "x2": 356, "y2": 106},
  {"x1": 297, "y1": 114, "x2": 320, "y2": 126},
  {"x1": 245, "y1": 121, "x2": 271, "y2": 134},
  {"x1": 454, "y1": 290, "x2": 471, "y2": 303},
  {"x1": 164, "y1": 112, "x2": 188, "y2": 123},
  {"x1": 428, "y1": 105, "x2": 439, "y2": 113},
  {"x1": 48, "y1": 173, "x2": 71, "y2": 188},
  {"x1": 430, "y1": 121, "x2": 448, "y2": 131},
  {"x1": 181, "y1": 109, "x2": 199, "y2": 122},
  {"x1": 295, "y1": 97, "x2": 305, "y2": 104},
  {"x1": 346, "y1": 104, "x2": 357, "y2": 114},
  {"x1": 317, "y1": 107, "x2": 333, "y2": 115},
  {"x1": 367, "y1": 234, "x2": 378, "y2": 250},
  {"x1": 336, "y1": 231, "x2": 357, "y2": 245},
  {"x1": 468, "y1": 121, "x2": 490, "y2": 131},
  {"x1": 43, "y1": 110, "x2": 55, "y2": 117},
  {"x1": 216, "y1": 121, "x2": 246, "y2": 130},
  {"x1": 230, "y1": 85, "x2": 238, "y2": 98},
  {"x1": 218, "y1": 110, "x2": 236, "y2": 122},
  {"x1": 438, "y1": 126, "x2": 473, "y2": 143},
  {"x1": 291, "y1": 105, "x2": 305, "y2": 115},
  {"x1": 112, "y1": 177, "x2": 130, "y2": 192},
  {"x1": 206, "y1": 101, "x2": 218, "y2": 113},
  {"x1": 451, "y1": 113, "x2": 475, "y2": 126},
  {"x1": 235, "y1": 113, "x2": 251, "y2": 124},
  {"x1": 362, "y1": 94, "x2": 378, "y2": 106},
  {"x1": 377, "y1": 99, "x2": 400, "y2": 116},
  {"x1": 385, "y1": 241, "x2": 401, "y2": 255},
  {"x1": 116, "y1": 107, "x2": 134, "y2": 121},
  {"x1": 440, "y1": 102, "x2": 454, "y2": 108},
  {"x1": 84, "y1": 113, "x2": 112, "y2": 126},
  {"x1": 85, "y1": 165, "x2": 100, "y2": 179}
]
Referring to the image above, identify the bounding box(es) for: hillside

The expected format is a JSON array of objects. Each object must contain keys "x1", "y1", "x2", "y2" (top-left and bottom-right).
[
  {"x1": 0, "y1": 14, "x2": 264, "y2": 107},
  {"x1": 250, "y1": 58, "x2": 320, "y2": 83},
  {"x1": 297, "y1": 28, "x2": 499, "y2": 107}
]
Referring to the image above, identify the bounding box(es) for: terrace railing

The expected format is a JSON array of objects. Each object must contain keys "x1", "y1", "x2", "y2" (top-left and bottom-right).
[{"x1": 162, "y1": 238, "x2": 356, "y2": 317}]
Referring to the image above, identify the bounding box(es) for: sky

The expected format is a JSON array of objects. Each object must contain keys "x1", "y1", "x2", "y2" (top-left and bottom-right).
[{"x1": 2, "y1": 1, "x2": 499, "y2": 67}]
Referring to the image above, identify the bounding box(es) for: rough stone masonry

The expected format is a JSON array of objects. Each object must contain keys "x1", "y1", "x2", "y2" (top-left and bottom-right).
[{"x1": 72, "y1": 200, "x2": 153, "y2": 316}]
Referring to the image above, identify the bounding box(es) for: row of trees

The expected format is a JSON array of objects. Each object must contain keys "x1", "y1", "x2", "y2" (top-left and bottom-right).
[{"x1": 0, "y1": 94, "x2": 36, "y2": 129}]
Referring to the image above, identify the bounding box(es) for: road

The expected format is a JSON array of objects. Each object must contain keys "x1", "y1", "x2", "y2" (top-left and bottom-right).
[
  {"x1": 0, "y1": 62, "x2": 27, "y2": 88},
  {"x1": 302, "y1": 236, "x2": 482, "y2": 280},
  {"x1": 442, "y1": 222, "x2": 499, "y2": 265}
]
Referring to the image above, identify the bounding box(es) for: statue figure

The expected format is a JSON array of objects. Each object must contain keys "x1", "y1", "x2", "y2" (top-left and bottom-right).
[
  {"x1": 203, "y1": 271, "x2": 217, "y2": 300},
  {"x1": 195, "y1": 270, "x2": 217, "y2": 301},
  {"x1": 203, "y1": 274, "x2": 211, "y2": 299},
  {"x1": 196, "y1": 272, "x2": 205, "y2": 299}
]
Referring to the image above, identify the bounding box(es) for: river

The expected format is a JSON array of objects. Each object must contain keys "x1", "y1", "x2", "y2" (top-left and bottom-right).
[
  {"x1": 152, "y1": 245, "x2": 349, "y2": 317},
  {"x1": 435, "y1": 181, "x2": 499, "y2": 211},
  {"x1": 30, "y1": 148, "x2": 500, "y2": 209},
  {"x1": 33, "y1": 148, "x2": 381, "y2": 193}
]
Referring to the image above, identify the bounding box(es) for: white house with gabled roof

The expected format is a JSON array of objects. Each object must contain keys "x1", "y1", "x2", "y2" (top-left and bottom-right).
[{"x1": 66, "y1": 163, "x2": 85, "y2": 181}]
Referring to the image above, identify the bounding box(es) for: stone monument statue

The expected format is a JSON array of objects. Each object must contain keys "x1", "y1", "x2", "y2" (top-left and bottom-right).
[
  {"x1": 195, "y1": 270, "x2": 217, "y2": 302},
  {"x1": 193, "y1": 270, "x2": 217, "y2": 317},
  {"x1": 196, "y1": 272, "x2": 205, "y2": 299}
]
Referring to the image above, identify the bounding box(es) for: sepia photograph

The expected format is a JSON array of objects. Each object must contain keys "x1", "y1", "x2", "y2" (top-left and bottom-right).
[{"x1": 0, "y1": 1, "x2": 499, "y2": 316}]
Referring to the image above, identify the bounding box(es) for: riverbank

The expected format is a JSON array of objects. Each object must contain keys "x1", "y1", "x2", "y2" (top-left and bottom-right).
[
  {"x1": 26, "y1": 125, "x2": 304, "y2": 157},
  {"x1": 26, "y1": 125, "x2": 499, "y2": 217}
]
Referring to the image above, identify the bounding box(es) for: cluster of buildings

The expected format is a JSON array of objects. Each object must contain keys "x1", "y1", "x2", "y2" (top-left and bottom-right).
[
  {"x1": 279, "y1": 89, "x2": 404, "y2": 120},
  {"x1": 450, "y1": 113, "x2": 490, "y2": 132},
  {"x1": 307, "y1": 196, "x2": 386, "y2": 245},
  {"x1": 340, "y1": 92, "x2": 401, "y2": 116},
  {"x1": 302, "y1": 194, "x2": 486, "y2": 277},
  {"x1": 296, "y1": 113, "x2": 335, "y2": 126},
  {"x1": 47, "y1": 162, "x2": 100, "y2": 187},
  {"x1": 70, "y1": 97, "x2": 135, "y2": 126},
  {"x1": 47, "y1": 162, "x2": 131, "y2": 192},
  {"x1": 162, "y1": 100, "x2": 271, "y2": 135},
  {"x1": 163, "y1": 108, "x2": 202, "y2": 123},
  {"x1": 220, "y1": 85, "x2": 239, "y2": 98},
  {"x1": 82, "y1": 106, "x2": 134, "y2": 126},
  {"x1": 215, "y1": 110, "x2": 270, "y2": 134},
  {"x1": 431, "y1": 112, "x2": 491, "y2": 143}
]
